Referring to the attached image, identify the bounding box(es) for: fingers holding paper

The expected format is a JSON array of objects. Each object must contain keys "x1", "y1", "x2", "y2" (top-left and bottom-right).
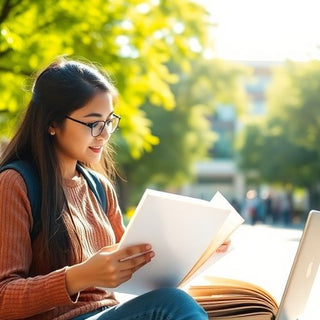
[
  {"x1": 216, "y1": 239, "x2": 231, "y2": 253},
  {"x1": 70, "y1": 243, "x2": 155, "y2": 291}
]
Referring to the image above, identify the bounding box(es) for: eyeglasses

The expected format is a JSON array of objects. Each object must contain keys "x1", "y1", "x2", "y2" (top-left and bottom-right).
[{"x1": 65, "y1": 114, "x2": 121, "y2": 137}]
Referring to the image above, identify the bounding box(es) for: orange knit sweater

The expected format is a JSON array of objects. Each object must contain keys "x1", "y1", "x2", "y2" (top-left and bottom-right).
[{"x1": 0, "y1": 169, "x2": 125, "y2": 319}]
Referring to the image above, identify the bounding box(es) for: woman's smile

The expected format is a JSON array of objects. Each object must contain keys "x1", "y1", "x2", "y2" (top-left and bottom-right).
[{"x1": 89, "y1": 146, "x2": 103, "y2": 153}]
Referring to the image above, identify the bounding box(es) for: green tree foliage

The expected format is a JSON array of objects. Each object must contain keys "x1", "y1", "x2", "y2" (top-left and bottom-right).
[
  {"x1": 238, "y1": 60, "x2": 320, "y2": 208},
  {"x1": 1, "y1": 0, "x2": 247, "y2": 208},
  {"x1": 0, "y1": 0, "x2": 208, "y2": 156},
  {"x1": 120, "y1": 59, "x2": 248, "y2": 205}
]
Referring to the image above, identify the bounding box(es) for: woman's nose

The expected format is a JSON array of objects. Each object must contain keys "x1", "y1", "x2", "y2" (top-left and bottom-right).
[{"x1": 96, "y1": 126, "x2": 110, "y2": 141}]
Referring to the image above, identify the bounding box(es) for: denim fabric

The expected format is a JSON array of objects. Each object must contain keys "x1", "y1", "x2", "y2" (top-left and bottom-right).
[{"x1": 72, "y1": 288, "x2": 208, "y2": 320}]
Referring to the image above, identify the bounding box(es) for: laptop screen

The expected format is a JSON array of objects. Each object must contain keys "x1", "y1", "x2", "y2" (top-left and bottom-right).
[
  {"x1": 300, "y1": 264, "x2": 320, "y2": 319},
  {"x1": 276, "y1": 210, "x2": 320, "y2": 320}
]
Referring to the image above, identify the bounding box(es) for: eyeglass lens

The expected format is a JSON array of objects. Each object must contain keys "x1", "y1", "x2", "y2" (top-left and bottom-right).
[{"x1": 92, "y1": 118, "x2": 119, "y2": 136}]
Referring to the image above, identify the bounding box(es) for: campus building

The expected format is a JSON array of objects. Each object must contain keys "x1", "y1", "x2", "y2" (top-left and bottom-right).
[{"x1": 182, "y1": 60, "x2": 281, "y2": 205}]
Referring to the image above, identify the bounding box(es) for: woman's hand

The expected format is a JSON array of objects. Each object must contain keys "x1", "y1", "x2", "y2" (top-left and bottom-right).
[
  {"x1": 216, "y1": 239, "x2": 231, "y2": 253},
  {"x1": 65, "y1": 243, "x2": 154, "y2": 295}
]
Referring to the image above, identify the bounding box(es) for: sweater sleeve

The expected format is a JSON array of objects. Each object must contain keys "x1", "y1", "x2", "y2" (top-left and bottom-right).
[{"x1": 0, "y1": 170, "x2": 77, "y2": 319}]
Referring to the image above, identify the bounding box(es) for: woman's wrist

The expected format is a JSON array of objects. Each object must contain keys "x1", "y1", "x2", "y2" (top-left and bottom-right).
[{"x1": 65, "y1": 262, "x2": 90, "y2": 296}]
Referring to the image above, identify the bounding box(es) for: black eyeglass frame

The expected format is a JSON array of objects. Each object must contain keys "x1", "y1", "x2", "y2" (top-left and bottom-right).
[{"x1": 65, "y1": 114, "x2": 121, "y2": 137}]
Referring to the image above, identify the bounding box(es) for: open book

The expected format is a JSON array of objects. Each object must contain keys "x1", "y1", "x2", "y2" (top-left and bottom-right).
[
  {"x1": 187, "y1": 210, "x2": 320, "y2": 320},
  {"x1": 114, "y1": 189, "x2": 244, "y2": 294},
  {"x1": 187, "y1": 276, "x2": 278, "y2": 320}
]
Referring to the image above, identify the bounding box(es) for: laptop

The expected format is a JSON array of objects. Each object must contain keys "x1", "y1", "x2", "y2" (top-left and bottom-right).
[{"x1": 276, "y1": 210, "x2": 320, "y2": 320}]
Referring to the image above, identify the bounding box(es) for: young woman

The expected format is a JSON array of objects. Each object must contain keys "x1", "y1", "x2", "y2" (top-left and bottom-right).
[{"x1": 0, "y1": 57, "x2": 210, "y2": 319}]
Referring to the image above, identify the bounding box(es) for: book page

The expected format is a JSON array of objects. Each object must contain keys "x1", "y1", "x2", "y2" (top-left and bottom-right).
[
  {"x1": 191, "y1": 276, "x2": 278, "y2": 308},
  {"x1": 179, "y1": 192, "x2": 244, "y2": 286},
  {"x1": 188, "y1": 277, "x2": 278, "y2": 320},
  {"x1": 113, "y1": 189, "x2": 238, "y2": 294}
]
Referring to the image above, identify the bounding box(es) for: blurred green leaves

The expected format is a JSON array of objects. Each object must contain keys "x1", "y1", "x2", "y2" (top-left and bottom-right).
[
  {"x1": 0, "y1": 0, "x2": 208, "y2": 154},
  {"x1": 237, "y1": 60, "x2": 320, "y2": 204},
  {"x1": 0, "y1": 0, "x2": 247, "y2": 207}
]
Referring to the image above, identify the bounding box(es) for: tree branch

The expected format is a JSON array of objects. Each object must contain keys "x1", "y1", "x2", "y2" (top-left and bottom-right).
[{"x1": 0, "y1": 0, "x2": 21, "y2": 24}]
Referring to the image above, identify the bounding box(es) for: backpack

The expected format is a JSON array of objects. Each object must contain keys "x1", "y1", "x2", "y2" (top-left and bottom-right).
[{"x1": 0, "y1": 160, "x2": 107, "y2": 241}]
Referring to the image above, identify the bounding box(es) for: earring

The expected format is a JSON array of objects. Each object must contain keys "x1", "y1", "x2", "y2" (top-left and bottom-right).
[{"x1": 49, "y1": 130, "x2": 55, "y2": 136}]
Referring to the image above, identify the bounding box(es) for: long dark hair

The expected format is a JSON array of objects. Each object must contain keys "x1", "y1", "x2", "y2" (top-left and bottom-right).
[{"x1": 0, "y1": 57, "x2": 118, "y2": 272}]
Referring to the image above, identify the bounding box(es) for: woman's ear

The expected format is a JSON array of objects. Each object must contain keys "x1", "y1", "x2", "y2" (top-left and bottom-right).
[{"x1": 48, "y1": 124, "x2": 56, "y2": 136}]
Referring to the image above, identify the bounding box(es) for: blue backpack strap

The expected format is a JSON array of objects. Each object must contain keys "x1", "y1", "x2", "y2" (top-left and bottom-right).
[
  {"x1": 0, "y1": 160, "x2": 41, "y2": 240},
  {"x1": 76, "y1": 164, "x2": 108, "y2": 213}
]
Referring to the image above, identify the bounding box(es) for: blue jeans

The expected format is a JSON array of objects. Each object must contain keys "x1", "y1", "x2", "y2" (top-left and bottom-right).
[{"x1": 72, "y1": 287, "x2": 208, "y2": 319}]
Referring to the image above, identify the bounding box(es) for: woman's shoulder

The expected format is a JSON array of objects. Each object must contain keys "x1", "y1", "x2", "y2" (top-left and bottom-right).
[
  {"x1": 0, "y1": 168, "x2": 28, "y2": 192},
  {"x1": 92, "y1": 170, "x2": 115, "y2": 192},
  {"x1": 90, "y1": 170, "x2": 120, "y2": 205},
  {"x1": 0, "y1": 169, "x2": 31, "y2": 219},
  {"x1": 77, "y1": 165, "x2": 119, "y2": 208}
]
